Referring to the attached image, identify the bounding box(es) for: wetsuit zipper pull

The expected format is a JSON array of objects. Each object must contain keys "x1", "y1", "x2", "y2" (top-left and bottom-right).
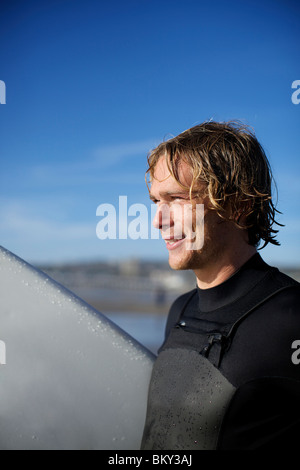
[{"x1": 200, "y1": 333, "x2": 223, "y2": 358}]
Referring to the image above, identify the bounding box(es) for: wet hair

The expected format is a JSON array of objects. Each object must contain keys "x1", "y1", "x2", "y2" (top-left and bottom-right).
[{"x1": 146, "y1": 120, "x2": 281, "y2": 248}]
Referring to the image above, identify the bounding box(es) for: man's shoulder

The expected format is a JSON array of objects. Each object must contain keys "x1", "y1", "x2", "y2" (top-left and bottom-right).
[
  {"x1": 264, "y1": 280, "x2": 300, "y2": 318},
  {"x1": 269, "y1": 267, "x2": 300, "y2": 306},
  {"x1": 273, "y1": 267, "x2": 300, "y2": 287},
  {"x1": 233, "y1": 269, "x2": 300, "y2": 366},
  {"x1": 250, "y1": 265, "x2": 300, "y2": 313},
  {"x1": 234, "y1": 267, "x2": 300, "y2": 334}
]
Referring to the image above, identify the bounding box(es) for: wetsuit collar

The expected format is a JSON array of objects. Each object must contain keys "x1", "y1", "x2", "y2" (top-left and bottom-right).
[{"x1": 197, "y1": 253, "x2": 271, "y2": 312}]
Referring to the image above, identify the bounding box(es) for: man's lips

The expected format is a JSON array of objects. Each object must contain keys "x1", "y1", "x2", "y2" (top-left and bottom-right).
[{"x1": 163, "y1": 237, "x2": 186, "y2": 251}]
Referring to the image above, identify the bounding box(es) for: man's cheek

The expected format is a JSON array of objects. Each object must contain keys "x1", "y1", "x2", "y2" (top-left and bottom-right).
[
  {"x1": 186, "y1": 204, "x2": 205, "y2": 250},
  {"x1": 172, "y1": 208, "x2": 185, "y2": 239}
]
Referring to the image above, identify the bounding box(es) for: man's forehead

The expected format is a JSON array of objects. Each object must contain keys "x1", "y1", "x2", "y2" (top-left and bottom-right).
[{"x1": 152, "y1": 156, "x2": 193, "y2": 186}]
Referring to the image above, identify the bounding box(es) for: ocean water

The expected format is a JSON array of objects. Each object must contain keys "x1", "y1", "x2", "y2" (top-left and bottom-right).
[
  {"x1": 104, "y1": 312, "x2": 168, "y2": 355},
  {"x1": 71, "y1": 285, "x2": 178, "y2": 355}
]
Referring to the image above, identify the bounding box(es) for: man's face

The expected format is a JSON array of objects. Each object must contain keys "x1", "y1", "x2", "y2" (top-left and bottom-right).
[{"x1": 149, "y1": 156, "x2": 230, "y2": 272}]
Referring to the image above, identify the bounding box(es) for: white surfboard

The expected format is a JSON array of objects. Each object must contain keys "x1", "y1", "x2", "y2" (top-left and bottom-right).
[{"x1": 0, "y1": 246, "x2": 155, "y2": 450}]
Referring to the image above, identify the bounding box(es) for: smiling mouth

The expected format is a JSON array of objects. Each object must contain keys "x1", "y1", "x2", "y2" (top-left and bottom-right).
[{"x1": 164, "y1": 237, "x2": 186, "y2": 250}]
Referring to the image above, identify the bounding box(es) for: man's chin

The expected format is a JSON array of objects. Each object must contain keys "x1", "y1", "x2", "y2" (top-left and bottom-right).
[{"x1": 168, "y1": 251, "x2": 192, "y2": 271}]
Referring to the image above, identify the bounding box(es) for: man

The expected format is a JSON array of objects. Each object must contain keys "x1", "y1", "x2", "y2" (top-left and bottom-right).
[{"x1": 141, "y1": 121, "x2": 300, "y2": 450}]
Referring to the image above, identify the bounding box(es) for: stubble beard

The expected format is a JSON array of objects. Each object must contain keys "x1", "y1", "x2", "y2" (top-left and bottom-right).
[
  {"x1": 168, "y1": 241, "x2": 207, "y2": 271},
  {"x1": 168, "y1": 223, "x2": 220, "y2": 273}
]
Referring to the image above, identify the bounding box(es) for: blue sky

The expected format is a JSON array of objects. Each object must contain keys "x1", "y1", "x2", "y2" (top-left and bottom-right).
[{"x1": 0, "y1": 0, "x2": 299, "y2": 266}]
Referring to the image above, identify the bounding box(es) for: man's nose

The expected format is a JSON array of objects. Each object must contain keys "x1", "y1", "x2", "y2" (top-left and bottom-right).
[{"x1": 152, "y1": 204, "x2": 173, "y2": 230}]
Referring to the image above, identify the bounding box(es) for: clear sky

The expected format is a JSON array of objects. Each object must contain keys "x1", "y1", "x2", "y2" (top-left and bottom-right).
[{"x1": 0, "y1": 0, "x2": 299, "y2": 267}]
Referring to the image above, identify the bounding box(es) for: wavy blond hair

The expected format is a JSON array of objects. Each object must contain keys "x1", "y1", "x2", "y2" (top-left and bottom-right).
[{"x1": 146, "y1": 121, "x2": 281, "y2": 248}]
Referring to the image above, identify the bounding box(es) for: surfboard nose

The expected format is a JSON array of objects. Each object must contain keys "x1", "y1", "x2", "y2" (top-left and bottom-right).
[{"x1": 0, "y1": 246, "x2": 154, "y2": 450}]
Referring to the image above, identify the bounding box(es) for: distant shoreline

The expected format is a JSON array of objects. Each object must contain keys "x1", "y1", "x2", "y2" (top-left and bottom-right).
[{"x1": 86, "y1": 299, "x2": 170, "y2": 315}]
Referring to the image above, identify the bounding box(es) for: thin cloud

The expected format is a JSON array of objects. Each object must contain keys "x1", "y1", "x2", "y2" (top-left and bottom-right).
[
  {"x1": 23, "y1": 138, "x2": 157, "y2": 188},
  {"x1": 92, "y1": 139, "x2": 157, "y2": 168},
  {"x1": 0, "y1": 201, "x2": 93, "y2": 244}
]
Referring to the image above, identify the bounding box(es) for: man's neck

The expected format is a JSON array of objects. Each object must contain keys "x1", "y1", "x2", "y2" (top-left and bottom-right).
[{"x1": 194, "y1": 246, "x2": 257, "y2": 290}]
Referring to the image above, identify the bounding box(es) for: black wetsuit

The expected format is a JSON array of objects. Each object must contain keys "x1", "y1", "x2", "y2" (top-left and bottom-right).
[{"x1": 141, "y1": 254, "x2": 300, "y2": 450}]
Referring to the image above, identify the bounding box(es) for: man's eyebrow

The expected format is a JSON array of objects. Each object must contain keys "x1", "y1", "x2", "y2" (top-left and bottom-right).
[{"x1": 149, "y1": 190, "x2": 192, "y2": 200}]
